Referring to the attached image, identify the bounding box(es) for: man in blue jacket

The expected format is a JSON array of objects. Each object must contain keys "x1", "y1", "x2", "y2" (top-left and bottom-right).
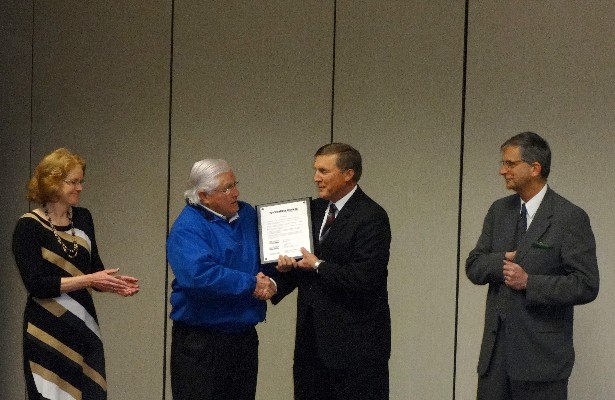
[{"x1": 167, "y1": 158, "x2": 276, "y2": 400}]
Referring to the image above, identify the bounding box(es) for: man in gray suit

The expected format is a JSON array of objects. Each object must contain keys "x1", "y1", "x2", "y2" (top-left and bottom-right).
[{"x1": 466, "y1": 132, "x2": 599, "y2": 400}]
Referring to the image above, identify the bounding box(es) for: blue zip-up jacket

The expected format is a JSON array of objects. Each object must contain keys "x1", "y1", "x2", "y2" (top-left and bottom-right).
[{"x1": 167, "y1": 201, "x2": 266, "y2": 332}]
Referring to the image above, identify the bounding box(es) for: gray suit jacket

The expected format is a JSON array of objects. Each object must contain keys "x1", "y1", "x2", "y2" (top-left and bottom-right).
[{"x1": 466, "y1": 187, "x2": 599, "y2": 381}]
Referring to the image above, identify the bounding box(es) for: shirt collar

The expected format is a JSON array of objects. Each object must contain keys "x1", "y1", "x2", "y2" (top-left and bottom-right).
[
  {"x1": 331, "y1": 185, "x2": 358, "y2": 214},
  {"x1": 522, "y1": 183, "x2": 548, "y2": 222},
  {"x1": 197, "y1": 202, "x2": 240, "y2": 223}
]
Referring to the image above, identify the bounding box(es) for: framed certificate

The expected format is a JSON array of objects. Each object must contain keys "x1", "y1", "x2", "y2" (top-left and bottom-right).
[{"x1": 256, "y1": 198, "x2": 313, "y2": 263}]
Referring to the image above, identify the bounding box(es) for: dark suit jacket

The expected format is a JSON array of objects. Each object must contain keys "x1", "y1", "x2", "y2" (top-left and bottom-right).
[
  {"x1": 272, "y1": 186, "x2": 392, "y2": 368},
  {"x1": 466, "y1": 187, "x2": 599, "y2": 381}
]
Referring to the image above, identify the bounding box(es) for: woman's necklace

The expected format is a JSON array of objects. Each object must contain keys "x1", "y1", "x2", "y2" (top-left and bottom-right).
[{"x1": 44, "y1": 207, "x2": 79, "y2": 259}]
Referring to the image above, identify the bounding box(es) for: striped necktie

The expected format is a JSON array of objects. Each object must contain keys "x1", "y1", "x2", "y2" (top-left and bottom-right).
[{"x1": 320, "y1": 203, "x2": 337, "y2": 242}]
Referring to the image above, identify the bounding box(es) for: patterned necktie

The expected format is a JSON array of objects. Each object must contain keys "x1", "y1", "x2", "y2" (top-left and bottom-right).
[
  {"x1": 320, "y1": 203, "x2": 337, "y2": 242},
  {"x1": 516, "y1": 203, "x2": 528, "y2": 247}
]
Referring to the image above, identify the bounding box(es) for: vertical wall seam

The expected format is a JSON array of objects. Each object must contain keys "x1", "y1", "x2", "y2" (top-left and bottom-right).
[
  {"x1": 26, "y1": 2, "x2": 36, "y2": 399},
  {"x1": 162, "y1": 0, "x2": 176, "y2": 398},
  {"x1": 453, "y1": 0, "x2": 470, "y2": 399},
  {"x1": 329, "y1": 0, "x2": 337, "y2": 143},
  {"x1": 29, "y1": 0, "x2": 35, "y2": 198}
]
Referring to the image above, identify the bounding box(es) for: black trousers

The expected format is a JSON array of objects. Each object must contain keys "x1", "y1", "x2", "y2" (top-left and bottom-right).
[
  {"x1": 171, "y1": 322, "x2": 259, "y2": 400},
  {"x1": 294, "y1": 310, "x2": 389, "y2": 400},
  {"x1": 477, "y1": 319, "x2": 568, "y2": 400}
]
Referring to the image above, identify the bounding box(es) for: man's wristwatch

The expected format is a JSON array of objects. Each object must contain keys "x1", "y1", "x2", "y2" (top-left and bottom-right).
[{"x1": 313, "y1": 260, "x2": 324, "y2": 272}]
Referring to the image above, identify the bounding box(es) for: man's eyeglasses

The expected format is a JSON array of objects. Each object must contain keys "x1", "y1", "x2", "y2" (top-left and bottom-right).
[
  {"x1": 214, "y1": 181, "x2": 239, "y2": 194},
  {"x1": 63, "y1": 178, "x2": 85, "y2": 187},
  {"x1": 500, "y1": 160, "x2": 527, "y2": 170}
]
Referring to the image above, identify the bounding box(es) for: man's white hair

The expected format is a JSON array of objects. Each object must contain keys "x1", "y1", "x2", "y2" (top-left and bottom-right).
[{"x1": 184, "y1": 159, "x2": 231, "y2": 205}]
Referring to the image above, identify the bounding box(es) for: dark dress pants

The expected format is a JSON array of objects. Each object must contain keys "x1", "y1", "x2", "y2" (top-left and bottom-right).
[
  {"x1": 171, "y1": 322, "x2": 258, "y2": 400},
  {"x1": 294, "y1": 309, "x2": 389, "y2": 400},
  {"x1": 477, "y1": 318, "x2": 568, "y2": 400}
]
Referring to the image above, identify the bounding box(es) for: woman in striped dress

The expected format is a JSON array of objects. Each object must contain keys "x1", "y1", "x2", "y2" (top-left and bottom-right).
[{"x1": 12, "y1": 148, "x2": 139, "y2": 400}]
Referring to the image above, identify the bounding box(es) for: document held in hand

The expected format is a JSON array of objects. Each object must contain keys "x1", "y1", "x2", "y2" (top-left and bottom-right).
[{"x1": 257, "y1": 198, "x2": 313, "y2": 263}]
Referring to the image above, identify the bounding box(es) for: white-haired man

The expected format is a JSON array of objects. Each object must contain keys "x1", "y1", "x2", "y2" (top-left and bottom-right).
[{"x1": 167, "y1": 158, "x2": 276, "y2": 400}]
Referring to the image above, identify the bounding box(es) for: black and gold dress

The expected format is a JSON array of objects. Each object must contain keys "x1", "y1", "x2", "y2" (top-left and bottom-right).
[{"x1": 12, "y1": 207, "x2": 107, "y2": 400}]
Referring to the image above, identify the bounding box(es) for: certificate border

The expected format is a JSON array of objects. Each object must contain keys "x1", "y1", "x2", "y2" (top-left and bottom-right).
[{"x1": 256, "y1": 197, "x2": 313, "y2": 264}]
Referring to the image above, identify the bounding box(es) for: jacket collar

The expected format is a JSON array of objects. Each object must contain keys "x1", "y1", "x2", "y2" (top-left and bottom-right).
[{"x1": 188, "y1": 200, "x2": 242, "y2": 222}]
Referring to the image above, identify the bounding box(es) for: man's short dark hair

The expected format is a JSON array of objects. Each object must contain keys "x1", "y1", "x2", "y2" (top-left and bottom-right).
[
  {"x1": 501, "y1": 131, "x2": 551, "y2": 179},
  {"x1": 314, "y1": 142, "x2": 362, "y2": 182}
]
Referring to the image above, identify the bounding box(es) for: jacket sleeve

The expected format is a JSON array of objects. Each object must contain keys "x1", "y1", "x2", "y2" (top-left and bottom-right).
[
  {"x1": 466, "y1": 203, "x2": 506, "y2": 286},
  {"x1": 167, "y1": 217, "x2": 256, "y2": 299},
  {"x1": 525, "y1": 207, "x2": 599, "y2": 306},
  {"x1": 270, "y1": 269, "x2": 300, "y2": 305}
]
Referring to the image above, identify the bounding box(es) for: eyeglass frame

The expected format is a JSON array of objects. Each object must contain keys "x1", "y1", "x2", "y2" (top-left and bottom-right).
[
  {"x1": 63, "y1": 178, "x2": 85, "y2": 187},
  {"x1": 499, "y1": 159, "x2": 528, "y2": 170},
  {"x1": 212, "y1": 181, "x2": 239, "y2": 195}
]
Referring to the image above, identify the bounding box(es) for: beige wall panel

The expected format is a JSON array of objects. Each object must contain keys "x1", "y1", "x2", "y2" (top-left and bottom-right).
[
  {"x1": 170, "y1": 2, "x2": 333, "y2": 399},
  {"x1": 459, "y1": 2, "x2": 615, "y2": 399},
  {"x1": 0, "y1": 2, "x2": 33, "y2": 399},
  {"x1": 27, "y1": 2, "x2": 171, "y2": 399},
  {"x1": 333, "y1": 1, "x2": 465, "y2": 398}
]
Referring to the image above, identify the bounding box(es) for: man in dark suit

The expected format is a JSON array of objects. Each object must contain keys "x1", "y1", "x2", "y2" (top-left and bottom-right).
[
  {"x1": 466, "y1": 132, "x2": 599, "y2": 400},
  {"x1": 273, "y1": 143, "x2": 391, "y2": 400}
]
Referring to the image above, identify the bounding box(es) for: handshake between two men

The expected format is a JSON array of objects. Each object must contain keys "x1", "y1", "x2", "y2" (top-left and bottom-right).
[
  {"x1": 253, "y1": 247, "x2": 318, "y2": 301},
  {"x1": 253, "y1": 272, "x2": 277, "y2": 300}
]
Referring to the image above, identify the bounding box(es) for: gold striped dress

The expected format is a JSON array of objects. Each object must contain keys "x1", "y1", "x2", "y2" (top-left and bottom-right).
[{"x1": 12, "y1": 207, "x2": 107, "y2": 400}]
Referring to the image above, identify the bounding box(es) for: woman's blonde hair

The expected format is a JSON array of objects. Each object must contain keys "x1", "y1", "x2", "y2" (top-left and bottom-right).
[{"x1": 27, "y1": 148, "x2": 86, "y2": 204}]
